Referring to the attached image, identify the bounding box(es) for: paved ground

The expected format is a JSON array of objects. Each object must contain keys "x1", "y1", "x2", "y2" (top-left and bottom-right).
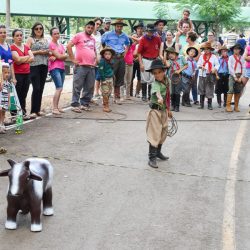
[{"x1": 0, "y1": 77, "x2": 250, "y2": 250}]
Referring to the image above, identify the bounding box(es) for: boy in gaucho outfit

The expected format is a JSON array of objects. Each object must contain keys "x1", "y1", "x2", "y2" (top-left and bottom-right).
[
  {"x1": 226, "y1": 43, "x2": 246, "y2": 112},
  {"x1": 146, "y1": 59, "x2": 172, "y2": 169},
  {"x1": 197, "y1": 42, "x2": 219, "y2": 110}
]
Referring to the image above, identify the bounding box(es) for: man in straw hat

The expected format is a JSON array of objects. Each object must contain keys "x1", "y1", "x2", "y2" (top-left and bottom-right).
[
  {"x1": 101, "y1": 19, "x2": 130, "y2": 105},
  {"x1": 138, "y1": 24, "x2": 161, "y2": 102},
  {"x1": 145, "y1": 59, "x2": 172, "y2": 169},
  {"x1": 197, "y1": 42, "x2": 219, "y2": 110},
  {"x1": 154, "y1": 19, "x2": 167, "y2": 43}
]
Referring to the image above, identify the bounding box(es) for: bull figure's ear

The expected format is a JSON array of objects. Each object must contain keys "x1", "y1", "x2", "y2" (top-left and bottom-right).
[
  {"x1": 7, "y1": 159, "x2": 16, "y2": 168},
  {"x1": 30, "y1": 172, "x2": 42, "y2": 181},
  {"x1": 0, "y1": 169, "x2": 10, "y2": 177},
  {"x1": 23, "y1": 161, "x2": 30, "y2": 170}
]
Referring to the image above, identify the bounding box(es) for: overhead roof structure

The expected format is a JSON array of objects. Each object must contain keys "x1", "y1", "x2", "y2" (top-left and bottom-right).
[{"x1": 0, "y1": 0, "x2": 249, "y2": 22}]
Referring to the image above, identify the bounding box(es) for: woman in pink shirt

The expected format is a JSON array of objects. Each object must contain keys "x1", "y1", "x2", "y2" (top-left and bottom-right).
[
  {"x1": 123, "y1": 38, "x2": 136, "y2": 99},
  {"x1": 49, "y1": 27, "x2": 68, "y2": 115}
]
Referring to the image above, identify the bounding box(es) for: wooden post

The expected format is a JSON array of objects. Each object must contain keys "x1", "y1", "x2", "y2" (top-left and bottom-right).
[{"x1": 6, "y1": 0, "x2": 11, "y2": 31}]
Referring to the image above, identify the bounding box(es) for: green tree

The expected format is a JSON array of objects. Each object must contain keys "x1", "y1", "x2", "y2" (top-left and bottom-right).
[{"x1": 155, "y1": 0, "x2": 241, "y2": 35}]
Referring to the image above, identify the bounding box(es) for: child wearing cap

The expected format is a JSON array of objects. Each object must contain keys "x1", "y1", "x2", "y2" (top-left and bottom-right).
[
  {"x1": 165, "y1": 47, "x2": 188, "y2": 112},
  {"x1": 0, "y1": 63, "x2": 11, "y2": 133},
  {"x1": 182, "y1": 47, "x2": 198, "y2": 107},
  {"x1": 216, "y1": 46, "x2": 229, "y2": 108},
  {"x1": 177, "y1": 9, "x2": 194, "y2": 34},
  {"x1": 226, "y1": 44, "x2": 246, "y2": 112},
  {"x1": 146, "y1": 59, "x2": 172, "y2": 169},
  {"x1": 98, "y1": 47, "x2": 115, "y2": 112},
  {"x1": 197, "y1": 42, "x2": 219, "y2": 110}
]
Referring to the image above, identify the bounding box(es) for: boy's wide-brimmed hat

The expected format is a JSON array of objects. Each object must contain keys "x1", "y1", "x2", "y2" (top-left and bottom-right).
[
  {"x1": 146, "y1": 59, "x2": 167, "y2": 72},
  {"x1": 154, "y1": 19, "x2": 167, "y2": 26},
  {"x1": 186, "y1": 46, "x2": 199, "y2": 57},
  {"x1": 230, "y1": 43, "x2": 244, "y2": 54},
  {"x1": 100, "y1": 47, "x2": 115, "y2": 57},
  {"x1": 133, "y1": 23, "x2": 144, "y2": 31},
  {"x1": 218, "y1": 45, "x2": 229, "y2": 54},
  {"x1": 165, "y1": 47, "x2": 179, "y2": 55},
  {"x1": 111, "y1": 18, "x2": 128, "y2": 26},
  {"x1": 200, "y1": 42, "x2": 215, "y2": 51}
]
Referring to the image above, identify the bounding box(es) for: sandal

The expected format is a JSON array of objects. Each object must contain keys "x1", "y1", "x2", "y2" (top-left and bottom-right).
[
  {"x1": 0, "y1": 147, "x2": 7, "y2": 154},
  {"x1": 58, "y1": 108, "x2": 65, "y2": 113},
  {"x1": 72, "y1": 107, "x2": 82, "y2": 113},
  {"x1": 36, "y1": 111, "x2": 45, "y2": 116},
  {"x1": 80, "y1": 105, "x2": 91, "y2": 111},
  {"x1": 29, "y1": 113, "x2": 37, "y2": 119},
  {"x1": 52, "y1": 109, "x2": 62, "y2": 115}
]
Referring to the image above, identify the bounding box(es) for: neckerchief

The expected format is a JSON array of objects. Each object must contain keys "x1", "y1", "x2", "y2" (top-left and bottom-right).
[
  {"x1": 233, "y1": 54, "x2": 242, "y2": 74},
  {"x1": 170, "y1": 58, "x2": 180, "y2": 74},
  {"x1": 203, "y1": 53, "x2": 212, "y2": 73},
  {"x1": 221, "y1": 56, "x2": 229, "y2": 69},
  {"x1": 187, "y1": 57, "x2": 195, "y2": 72}
]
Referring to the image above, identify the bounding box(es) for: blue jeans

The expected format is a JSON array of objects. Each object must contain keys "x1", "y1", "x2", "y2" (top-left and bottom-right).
[
  {"x1": 192, "y1": 70, "x2": 198, "y2": 102},
  {"x1": 50, "y1": 68, "x2": 65, "y2": 89}
]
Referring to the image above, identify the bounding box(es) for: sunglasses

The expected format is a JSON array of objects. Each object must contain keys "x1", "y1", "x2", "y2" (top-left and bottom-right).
[
  {"x1": 15, "y1": 34, "x2": 23, "y2": 37},
  {"x1": 0, "y1": 31, "x2": 6, "y2": 34},
  {"x1": 35, "y1": 27, "x2": 43, "y2": 31},
  {"x1": 96, "y1": 23, "x2": 102, "y2": 26}
]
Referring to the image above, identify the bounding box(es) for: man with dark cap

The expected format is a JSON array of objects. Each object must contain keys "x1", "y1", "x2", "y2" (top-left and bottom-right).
[
  {"x1": 154, "y1": 19, "x2": 167, "y2": 43},
  {"x1": 67, "y1": 21, "x2": 97, "y2": 112},
  {"x1": 138, "y1": 24, "x2": 161, "y2": 101},
  {"x1": 102, "y1": 19, "x2": 130, "y2": 104}
]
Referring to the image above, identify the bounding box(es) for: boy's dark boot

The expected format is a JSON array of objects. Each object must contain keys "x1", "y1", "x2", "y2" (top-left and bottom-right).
[
  {"x1": 208, "y1": 98, "x2": 213, "y2": 110},
  {"x1": 141, "y1": 83, "x2": 147, "y2": 101},
  {"x1": 181, "y1": 94, "x2": 186, "y2": 106},
  {"x1": 198, "y1": 95, "x2": 205, "y2": 109},
  {"x1": 175, "y1": 94, "x2": 180, "y2": 112},
  {"x1": 148, "y1": 84, "x2": 151, "y2": 100},
  {"x1": 148, "y1": 144, "x2": 158, "y2": 168},
  {"x1": 217, "y1": 94, "x2": 222, "y2": 108},
  {"x1": 185, "y1": 93, "x2": 192, "y2": 107},
  {"x1": 170, "y1": 94, "x2": 175, "y2": 111},
  {"x1": 157, "y1": 144, "x2": 169, "y2": 160}
]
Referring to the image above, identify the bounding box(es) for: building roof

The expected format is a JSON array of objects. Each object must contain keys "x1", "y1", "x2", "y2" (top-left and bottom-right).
[{"x1": 0, "y1": 0, "x2": 249, "y2": 22}]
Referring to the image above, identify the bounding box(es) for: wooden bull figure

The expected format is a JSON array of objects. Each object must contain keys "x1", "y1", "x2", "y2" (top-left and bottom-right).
[{"x1": 0, "y1": 158, "x2": 53, "y2": 232}]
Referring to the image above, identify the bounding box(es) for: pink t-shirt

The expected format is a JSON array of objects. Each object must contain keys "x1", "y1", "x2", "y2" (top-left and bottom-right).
[
  {"x1": 71, "y1": 32, "x2": 96, "y2": 66},
  {"x1": 48, "y1": 42, "x2": 65, "y2": 72},
  {"x1": 246, "y1": 45, "x2": 250, "y2": 69},
  {"x1": 124, "y1": 44, "x2": 136, "y2": 65}
]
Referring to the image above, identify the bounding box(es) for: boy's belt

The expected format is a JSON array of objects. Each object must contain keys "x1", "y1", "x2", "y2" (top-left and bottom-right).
[
  {"x1": 182, "y1": 72, "x2": 192, "y2": 79},
  {"x1": 149, "y1": 103, "x2": 164, "y2": 110},
  {"x1": 143, "y1": 57, "x2": 157, "y2": 60}
]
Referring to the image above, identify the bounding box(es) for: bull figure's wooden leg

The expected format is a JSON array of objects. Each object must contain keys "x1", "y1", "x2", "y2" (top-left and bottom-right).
[
  {"x1": 43, "y1": 187, "x2": 54, "y2": 216},
  {"x1": 5, "y1": 202, "x2": 19, "y2": 230},
  {"x1": 30, "y1": 198, "x2": 42, "y2": 232}
]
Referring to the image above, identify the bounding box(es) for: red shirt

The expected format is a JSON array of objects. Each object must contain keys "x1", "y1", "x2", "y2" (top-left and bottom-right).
[
  {"x1": 138, "y1": 35, "x2": 161, "y2": 59},
  {"x1": 10, "y1": 44, "x2": 30, "y2": 74}
]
